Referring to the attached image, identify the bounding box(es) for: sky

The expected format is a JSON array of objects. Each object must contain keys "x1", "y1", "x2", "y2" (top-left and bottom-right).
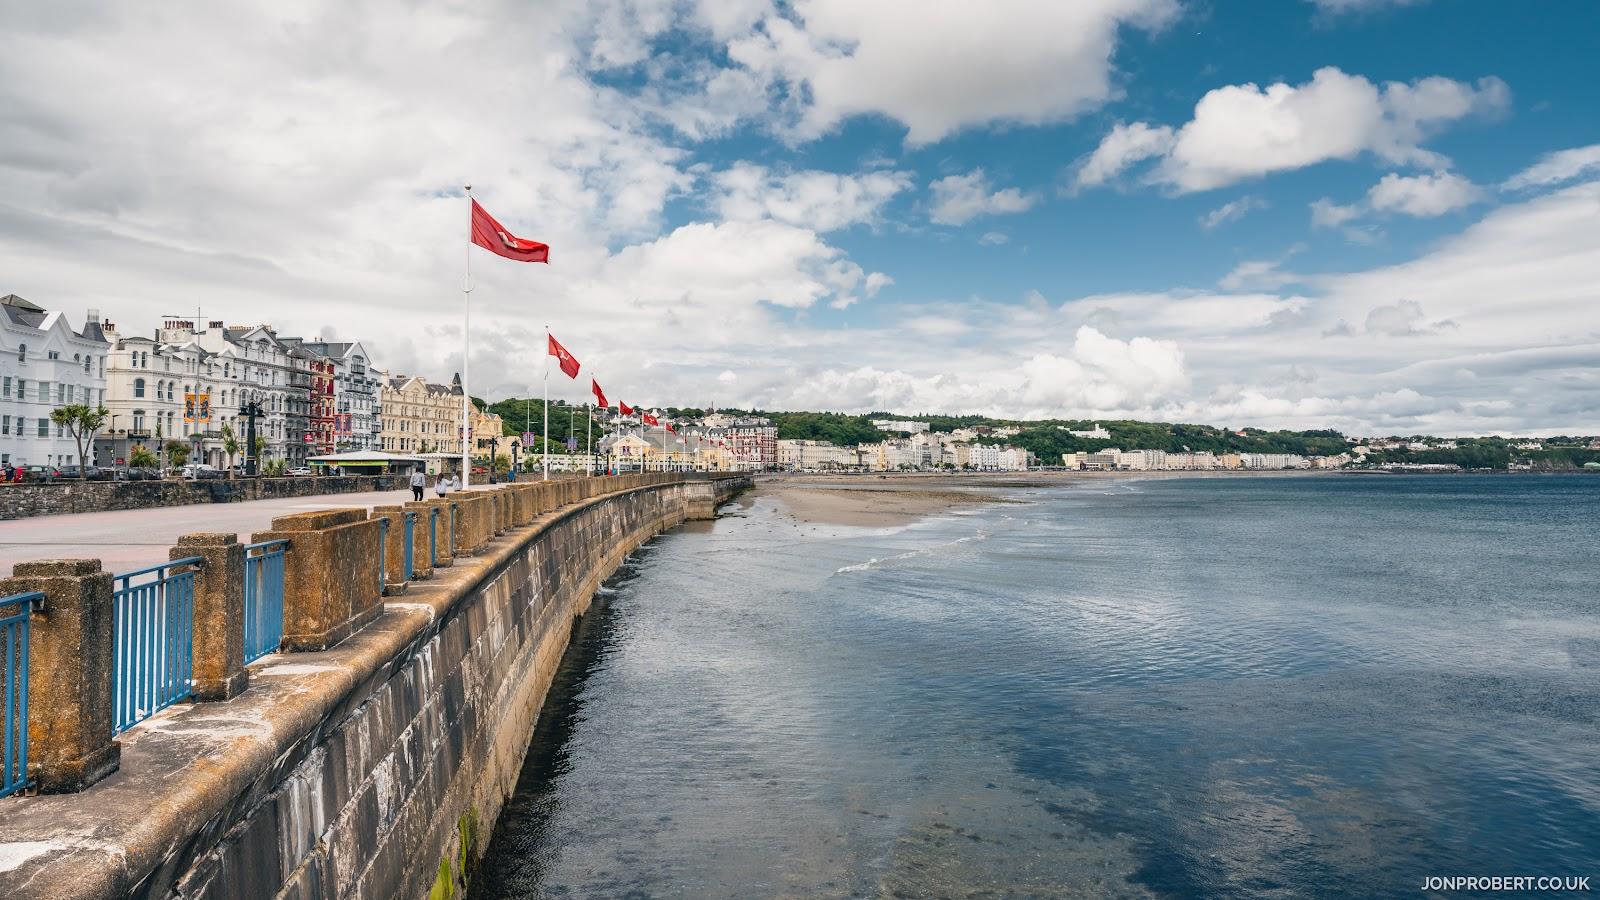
[{"x1": 1, "y1": 0, "x2": 1597, "y2": 436}]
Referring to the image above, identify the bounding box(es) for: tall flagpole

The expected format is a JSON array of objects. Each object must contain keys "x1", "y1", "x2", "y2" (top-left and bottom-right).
[
  {"x1": 542, "y1": 324, "x2": 550, "y2": 482},
  {"x1": 586, "y1": 401, "x2": 592, "y2": 476},
  {"x1": 461, "y1": 185, "x2": 473, "y2": 488}
]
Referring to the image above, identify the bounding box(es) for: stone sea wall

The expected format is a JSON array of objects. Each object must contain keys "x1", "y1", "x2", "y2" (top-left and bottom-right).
[
  {"x1": 0, "y1": 473, "x2": 750, "y2": 899},
  {"x1": 0, "y1": 474, "x2": 413, "y2": 520}
]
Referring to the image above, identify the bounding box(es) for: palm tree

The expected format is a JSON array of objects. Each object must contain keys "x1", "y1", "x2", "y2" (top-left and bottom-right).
[
  {"x1": 49, "y1": 404, "x2": 108, "y2": 479},
  {"x1": 221, "y1": 422, "x2": 239, "y2": 473}
]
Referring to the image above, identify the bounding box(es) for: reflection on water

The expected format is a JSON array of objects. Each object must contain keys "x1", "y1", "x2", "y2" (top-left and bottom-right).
[{"x1": 472, "y1": 475, "x2": 1600, "y2": 898}]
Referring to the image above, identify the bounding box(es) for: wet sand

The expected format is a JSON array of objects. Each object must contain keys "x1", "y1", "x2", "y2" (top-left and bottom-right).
[
  {"x1": 751, "y1": 475, "x2": 1011, "y2": 526},
  {"x1": 751, "y1": 470, "x2": 1326, "y2": 527}
]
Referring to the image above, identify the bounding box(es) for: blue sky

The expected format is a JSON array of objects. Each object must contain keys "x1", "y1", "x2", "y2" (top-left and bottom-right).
[{"x1": 1, "y1": 0, "x2": 1597, "y2": 434}]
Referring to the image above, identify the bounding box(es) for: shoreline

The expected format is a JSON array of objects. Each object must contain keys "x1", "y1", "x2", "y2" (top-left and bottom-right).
[{"x1": 751, "y1": 469, "x2": 1330, "y2": 527}]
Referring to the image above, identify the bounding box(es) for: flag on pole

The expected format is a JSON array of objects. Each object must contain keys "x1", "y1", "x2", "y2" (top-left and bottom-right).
[
  {"x1": 470, "y1": 200, "x2": 550, "y2": 263},
  {"x1": 547, "y1": 333, "x2": 580, "y2": 378},
  {"x1": 641, "y1": 412, "x2": 659, "y2": 426},
  {"x1": 665, "y1": 423, "x2": 675, "y2": 434},
  {"x1": 591, "y1": 379, "x2": 608, "y2": 408},
  {"x1": 619, "y1": 401, "x2": 635, "y2": 416}
]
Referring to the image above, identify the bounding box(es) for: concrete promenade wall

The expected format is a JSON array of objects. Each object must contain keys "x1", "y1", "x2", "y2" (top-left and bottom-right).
[
  {"x1": 0, "y1": 474, "x2": 415, "y2": 520},
  {"x1": 0, "y1": 473, "x2": 751, "y2": 899}
]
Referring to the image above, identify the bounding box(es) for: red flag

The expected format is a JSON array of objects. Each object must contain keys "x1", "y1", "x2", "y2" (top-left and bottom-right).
[
  {"x1": 665, "y1": 423, "x2": 675, "y2": 434},
  {"x1": 642, "y1": 412, "x2": 660, "y2": 426},
  {"x1": 470, "y1": 199, "x2": 549, "y2": 263},
  {"x1": 547, "y1": 333, "x2": 580, "y2": 379},
  {"x1": 591, "y1": 379, "x2": 608, "y2": 408},
  {"x1": 619, "y1": 401, "x2": 635, "y2": 416}
]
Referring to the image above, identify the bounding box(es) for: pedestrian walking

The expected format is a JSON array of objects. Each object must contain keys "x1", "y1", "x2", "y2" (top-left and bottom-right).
[
  {"x1": 435, "y1": 474, "x2": 448, "y2": 498},
  {"x1": 410, "y1": 468, "x2": 426, "y2": 501}
]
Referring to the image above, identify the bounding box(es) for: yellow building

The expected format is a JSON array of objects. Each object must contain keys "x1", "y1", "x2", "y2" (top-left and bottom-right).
[
  {"x1": 471, "y1": 404, "x2": 506, "y2": 456},
  {"x1": 378, "y1": 374, "x2": 463, "y2": 457}
]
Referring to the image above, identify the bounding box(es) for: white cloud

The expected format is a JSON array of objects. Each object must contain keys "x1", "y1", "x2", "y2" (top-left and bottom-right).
[
  {"x1": 1366, "y1": 171, "x2": 1481, "y2": 216},
  {"x1": 1083, "y1": 67, "x2": 1510, "y2": 193},
  {"x1": 709, "y1": 162, "x2": 912, "y2": 231},
  {"x1": 726, "y1": 0, "x2": 1179, "y2": 145},
  {"x1": 1310, "y1": 197, "x2": 1363, "y2": 229},
  {"x1": 979, "y1": 231, "x2": 1010, "y2": 246},
  {"x1": 1311, "y1": 170, "x2": 1480, "y2": 233},
  {"x1": 1220, "y1": 259, "x2": 1299, "y2": 292},
  {"x1": 1501, "y1": 143, "x2": 1600, "y2": 191},
  {"x1": 1074, "y1": 122, "x2": 1175, "y2": 188},
  {"x1": 1362, "y1": 299, "x2": 1453, "y2": 336},
  {"x1": 1307, "y1": 0, "x2": 1429, "y2": 14},
  {"x1": 928, "y1": 169, "x2": 1037, "y2": 225},
  {"x1": 1199, "y1": 195, "x2": 1267, "y2": 230}
]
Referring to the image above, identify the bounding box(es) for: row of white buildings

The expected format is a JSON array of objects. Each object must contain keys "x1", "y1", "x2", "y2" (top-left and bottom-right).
[
  {"x1": 0, "y1": 295, "x2": 483, "y2": 472},
  {"x1": 1060, "y1": 448, "x2": 1338, "y2": 471},
  {"x1": 778, "y1": 432, "x2": 1033, "y2": 472}
]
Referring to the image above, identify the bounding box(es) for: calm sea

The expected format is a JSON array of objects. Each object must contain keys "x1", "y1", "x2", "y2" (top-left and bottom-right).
[{"x1": 472, "y1": 475, "x2": 1600, "y2": 898}]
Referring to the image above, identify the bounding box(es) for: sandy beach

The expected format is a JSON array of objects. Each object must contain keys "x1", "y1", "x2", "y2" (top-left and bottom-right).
[
  {"x1": 750, "y1": 474, "x2": 1013, "y2": 526},
  {"x1": 750, "y1": 470, "x2": 1329, "y2": 527}
]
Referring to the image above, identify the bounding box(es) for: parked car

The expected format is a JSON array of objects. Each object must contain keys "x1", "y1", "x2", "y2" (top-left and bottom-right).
[
  {"x1": 23, "y1": 464, "x2": 62, "y2": 482},
  {"x1": 182, "y1": 464, "x2": 225, "y2": 481},
  {"x1": 287, "y1": 467, "x2": 313, "y2": 476},
  {"x1": 118, "y1": 467, "x2": 162, "y2": 481}
]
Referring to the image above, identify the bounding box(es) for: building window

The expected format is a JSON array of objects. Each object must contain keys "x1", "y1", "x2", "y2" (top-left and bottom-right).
[
  {"x1": 38, "y1": 382, "x2": 49, "y2": 402},
  {"x1": 2, "y1": 376, "x2": 8, "y2": 397},
  {"x1": 2, "y1": 416, "x2": 8, "y2": 435},
  {"x1": 132, "y1": 410, "x2": 145, "y2": 432},
  {"x1": 47, "y1": 350, "x2": 59, "y2": 360},
  {"x1": 37, "y1": 418, "x2": 48, "y2": 437},
  {"x1": 134, "y1": 378, "x2": 146, "y2": 398},
  {"x1": 17, "y1": 344, "x2": 25, "y2": 362}
]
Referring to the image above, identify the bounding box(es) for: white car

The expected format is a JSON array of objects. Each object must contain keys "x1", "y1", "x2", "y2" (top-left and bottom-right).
[{"x1": 287, "y1": 467, "x2": 314, "y2": 476}]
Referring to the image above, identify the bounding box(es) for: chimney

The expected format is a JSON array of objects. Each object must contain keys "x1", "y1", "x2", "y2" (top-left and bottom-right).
[
  {"x1": 87, "y1": 308, "x2": 100, "y2": 323},
  {"x1": 209, "y1": 320, "x2": 224, "y2": 330}
]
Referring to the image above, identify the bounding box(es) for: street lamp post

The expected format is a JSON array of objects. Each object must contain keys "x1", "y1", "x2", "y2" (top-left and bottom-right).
[
  {"x1": 510, "y1": 440, "x2": 520, "y2": 481},
  {"x1": 487, "y1": 435, "x2": 500, "y2": 484},
  {"x1": 241, "y1": 397, "x2": 264, "y2": 477}
]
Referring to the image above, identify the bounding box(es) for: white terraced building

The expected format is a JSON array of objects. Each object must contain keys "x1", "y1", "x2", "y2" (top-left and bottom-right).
[{"x1": 0, "y1": 294, "x2": 111, "y2": 469}]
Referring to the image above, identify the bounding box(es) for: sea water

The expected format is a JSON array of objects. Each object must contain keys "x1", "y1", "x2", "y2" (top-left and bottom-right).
[{"x1": 472, "y1": 474, "x2": 1600, "y2": 898}]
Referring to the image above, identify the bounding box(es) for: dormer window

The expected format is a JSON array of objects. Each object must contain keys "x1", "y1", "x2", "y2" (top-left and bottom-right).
[{"x1": 16, "y1": 344, "x2": 25, "y2": 362}]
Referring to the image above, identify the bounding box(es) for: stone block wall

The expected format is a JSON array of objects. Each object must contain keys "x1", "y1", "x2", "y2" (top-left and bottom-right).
[{"x1": 0, "y1": 475, "x2": 410, "y2": 520}]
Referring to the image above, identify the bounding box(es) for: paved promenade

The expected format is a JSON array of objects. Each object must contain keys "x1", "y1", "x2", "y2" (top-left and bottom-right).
[{"x1": 0, "y1": 486, "x2": 497, "y2": 575}]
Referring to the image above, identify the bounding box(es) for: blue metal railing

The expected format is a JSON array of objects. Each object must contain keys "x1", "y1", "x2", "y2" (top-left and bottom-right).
[
  {"x1": 377, "y1": 516, "x2": 389, "y2": 594},
  {"x1": 1, "y1": 592, "x2": 39, "y2": 798},
  {"x1": 243, "y1": 540, "x2": 289, "y2": 664},
  {"x1": 402, "y1": 512, "x2": 415, "y2": 580},
  {"x1": 450, "y1": 503, "x2": 458, "y2": 554},
  {"x1": 429, "y1": 507, "x2": 439, "y2": 567},
  {"x1": 112, "y1": 558, "x2": 201, "y2": 733}
]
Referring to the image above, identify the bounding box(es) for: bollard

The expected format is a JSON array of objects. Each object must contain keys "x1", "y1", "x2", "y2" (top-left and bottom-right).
[
  {"x1": 171, "y1": 533, "x2": 249, "y2": 701},
  {"x1": 0, "y1": 560, "x2": 120, "y2": 793},
  {"x1": 250, "y1": 509, "x2": 382, "y2": 652}
]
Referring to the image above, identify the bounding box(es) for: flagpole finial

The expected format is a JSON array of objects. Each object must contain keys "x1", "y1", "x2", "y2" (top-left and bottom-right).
[{"x1": 465, "y1": 183, "x2": 472, "y2": 192}]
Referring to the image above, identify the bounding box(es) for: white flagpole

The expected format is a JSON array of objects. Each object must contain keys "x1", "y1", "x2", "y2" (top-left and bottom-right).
[
  {"x1": 586, "y1": 400, "x2": 592, "y2": 476},
  {"x1": 461, "y1": 185, "x2": 473, "y2": 488},
  {"x1": 542, "y1": 324, "x2": 550, "y2": 482}
]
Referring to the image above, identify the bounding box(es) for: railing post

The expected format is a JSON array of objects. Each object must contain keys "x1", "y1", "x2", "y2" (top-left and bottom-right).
[
  {"x1": 171, "y1": 533, "x2": 248, "y2": 701},
  {"x1": 376, "y1": 516, "x2": 389, "y2": 596},
  {"x1": 403, "y1": 512, "x2": 415, "y2": 580},
  {"x1": 0, "y1": 560, "x2": 119, "y2": 793}
]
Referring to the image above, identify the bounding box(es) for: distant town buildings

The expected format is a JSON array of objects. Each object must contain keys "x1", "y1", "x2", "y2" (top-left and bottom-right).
[
  {"x1": 0, "y1": 295, "x2": 110, "y2": 469},
  {"x1": 871, "y1": 418, "x2": 930, "y2": 434}
]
